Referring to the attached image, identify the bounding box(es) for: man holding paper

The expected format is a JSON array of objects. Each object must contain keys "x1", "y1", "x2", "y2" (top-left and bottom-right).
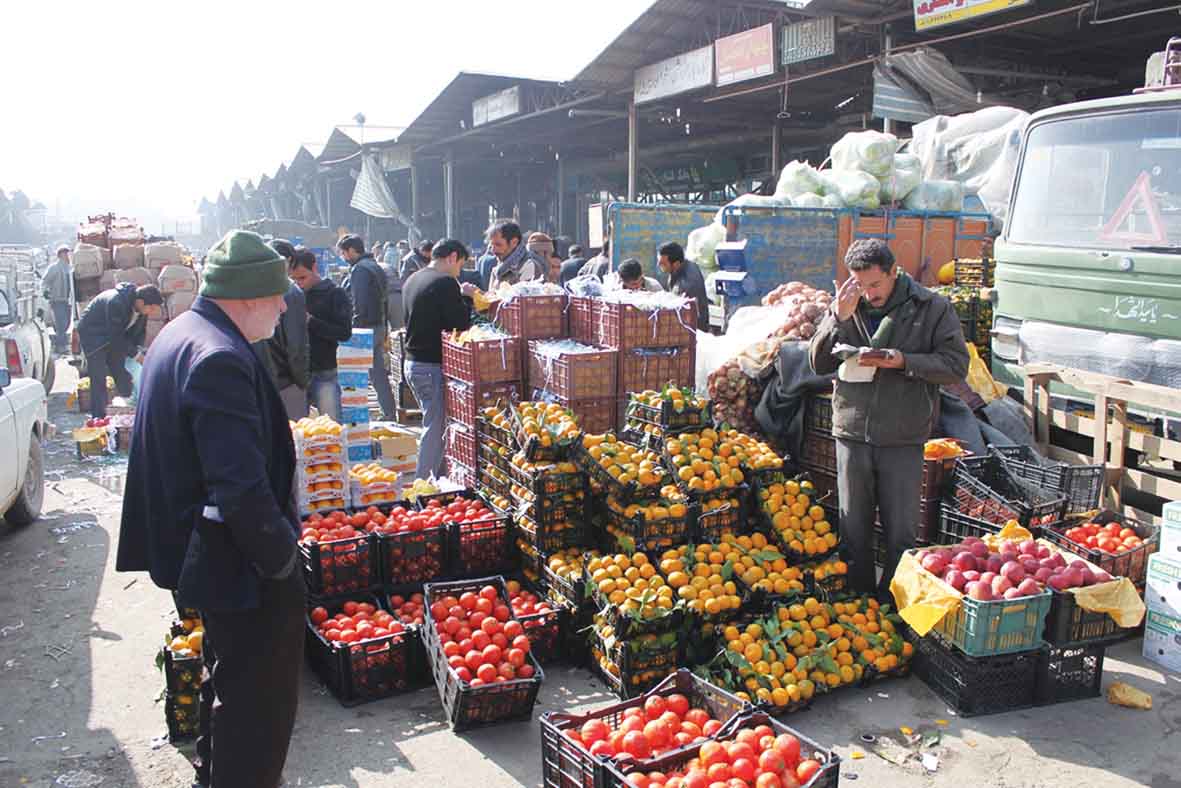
[{"x1": 809, "y1": 239, "x2": 968, "y2": 596}]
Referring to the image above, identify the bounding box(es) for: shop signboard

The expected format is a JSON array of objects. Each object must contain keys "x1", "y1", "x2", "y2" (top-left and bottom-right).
[
  {"x1": 634, "y1": 45, "x2": 714, "y2": 104},
  {"x1": 782, "y1": 16, "x2": 835, "y2": 65},
  {"x1": 913, "y1": 0, "x2": 1032, "y2": 31},
  {"x1": 716, "y1": 23, "x2": 776, "y2": 87},
  {"x1": 472, "y1": 85, "x2": 521, "y2": 127}
]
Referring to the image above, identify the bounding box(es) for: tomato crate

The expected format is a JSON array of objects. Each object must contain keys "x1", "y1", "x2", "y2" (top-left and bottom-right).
[
  {"x1": 527, "y1": 341, "x2": 618, "y2": 401},
  {"x1": 539, "y1": 669, "x2": 750, "y2": 788},
  {"x1": 589, "y1": 628, "x2": 682, "y2": 700},
  {"x1": 477, "y1": 414, "x2": 519, "y2": 452},
  {"x1": 509, "y1": 577, "x2": 563, "y2": 664},
  {"x1": 1034, "y1": 642, "x2": 1106, "y2": 706},
  {"x1": 165, "y1": 691, "x2": 200, "y2": 742},
  {"x1": 931, "y1": 581, "x2": 1053, "y2": 657},
  {"x1": 952, "y1": 456, "x2": 1068, "y2": 529},
  {"x1": 990, "y1": 445, "x2": 1104, "y2": 514},
  {"x1": 624, "y1": 390, "x2": 709, "y2": 433},
  {"x1": 804, "y1": 392, "x2": 833, "y2": 436},
  {"x1": 913, "y1": 633, "x2": 1037, "y2": 717},
  {"x1": 595, "y1": 299, "x2": 697, "y2": 352},
  {"x1": 441, "y1": 331, "x2": 522, "y2": 385},
  {"x1": 445, "y1": 420, "x2": 478, "y2": 470},
  {"x1": 305, "y1": 594, "x2": 418, "y2": 706},
  {"x1": 422, "y1": 576, "x2": 546, "y2": 731},
  {"x1": 1041, "y1": 511, "x2": 1159, "y2": 589},
  {"x1": 604, "y1": 501, "x2": 692, "y2": 556},
  {"x1": 493, "y1": 294, "x2": 567, "y2": 339},
  {"x1": 618, "y1": 347, "x2": 696, "y2": 397},
  {"x1": 160, "y1": 648, "x2": 203, "y2": 694},
  {"x1": 693, "y1": 496, "x2": 747, "y2": 543},
  {"x1": 445, "y1": 377, "x2": 521, "y2": 428},
  {"x1": 377, "y1": 524, "x2": 450, "y2": 589},
  {"x1": 799, "y1": 432, "x2": 836, "y2": 475},
  {"x1": 300, "y1": 534, "x2": 378, "y2": 599},
  {"x1": 568, "y1": 295, "x2": 598, "y2": 344},
  {"x1": 597, "y1": 709, "x2": 839, "y2": 788},
  {"x1": 1043, "y1": 587, "x2": 1124, "y2": 647}
]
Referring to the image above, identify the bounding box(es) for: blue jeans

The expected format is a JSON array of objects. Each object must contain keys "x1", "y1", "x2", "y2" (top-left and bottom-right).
[
  {"x1": 308, "y1": 370, "x2": 342, "y2": 422},
  {"x1": 50, "y1": 301, "x2": 71, "y2": 352},
  {"x1": 405, "y1": 360, "x2": 444, "y2": 480},
  {"x1": 371, "y1": 328, "x2": 396, "y2": 420}
]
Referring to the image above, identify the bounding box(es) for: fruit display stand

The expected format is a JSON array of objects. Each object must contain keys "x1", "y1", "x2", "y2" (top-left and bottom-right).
[
  {"x1": 306, "y1": 595, "x2": 420, "y2": 706},
  {"x1": 538, "y1": 669, "x2": 750, "y2": 788}
]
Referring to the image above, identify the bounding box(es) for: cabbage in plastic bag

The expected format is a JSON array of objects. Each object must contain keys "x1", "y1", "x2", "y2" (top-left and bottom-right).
[
  {"x1": 819, "y1": 169, "x2": 881, "y2": 209},
  {"x1": 903, "y1": 180, "x2": 965, "y2": 212},
  {"x1": 822, "y1": 193, "x2": 845, "y2": 208},
  {"x1": 714, "y1": 193, "x2": 790, "y2": 224},
  {"x1": 775, "y1": 160, "x2": 822, "y2": 199},
  {"x1": 686, "y1": 223, "x2": 726, "y2": 270},
  {"x1": 830, "y1": 130, "x2": 898, "y2": 177},
  {"x1": 793, "y1": 193, "x2": 824, "y2": 208},
  {"x1": 878, "y1": 152, "x2": 922, "y2": 203}
]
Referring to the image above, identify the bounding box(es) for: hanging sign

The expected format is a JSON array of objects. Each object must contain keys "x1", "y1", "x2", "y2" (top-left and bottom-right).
[
  {"x1": 913, "y1": 0, "x2": 1032, "y2": 31},
  {"x1": 634, "y1": 46, "x2": 714, "y2": 104},
  {"x1": 783, "y1": 17, "x2": 835, "y2": 65},
  {"x1": 715, "y1": 23, "x2": 776, "y2": 87}
]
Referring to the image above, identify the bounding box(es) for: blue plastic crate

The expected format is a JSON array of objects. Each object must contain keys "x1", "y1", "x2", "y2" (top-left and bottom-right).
[
  {"x1": 341, "y1": 328, "x2": 375, "y2": 349},
  {"x1": 934, "y1": 590, "x2": 1052, "y2": 658},
  {"x1": 341, "y1": 406, "x2": 371, "y2": 424},
  {"x1": 346, "y1": 443, "x2": 374, "y2": 462},
  {"x1": 338, "y1": 370, "x2": 371, "y2": 389}
]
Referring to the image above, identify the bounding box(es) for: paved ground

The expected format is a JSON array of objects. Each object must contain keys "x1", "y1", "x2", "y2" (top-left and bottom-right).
[{"x1": 0, "y1": 359, "x2": 1178, "y2": 788}]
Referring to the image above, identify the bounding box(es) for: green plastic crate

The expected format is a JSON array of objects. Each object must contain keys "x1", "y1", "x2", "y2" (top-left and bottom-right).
[{"x1": 934, "y1": 591, "x2": 1052, "y2": 658}]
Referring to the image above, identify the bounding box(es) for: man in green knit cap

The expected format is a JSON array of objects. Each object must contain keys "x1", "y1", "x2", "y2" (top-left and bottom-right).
[{"x1": 118, "y1": 229, "x2": 304, "y2": 788}]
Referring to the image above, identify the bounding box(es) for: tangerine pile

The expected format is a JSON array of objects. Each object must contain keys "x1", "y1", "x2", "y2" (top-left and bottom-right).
[
  {"x1": 721, "y1": 533, "x2": 806, "y2": 598},
  {"x1": 587, "y1": 552, "x2": 676, "y2": 621},
  {"x1": 583, "y1": 433, "x2": 668, "y2": 490},
  {"x1": 759, "y1": 478, "x2": 838, "y2": 558},
  {"x1": 659, "y1": 544, "x2": 743, "y2": 618},
  {"x1": 665, "y1": 430, "x2": 746, "y2": 494},
  {"x1": 517, "y1": 401, "x2": 580, "y2": 447}
]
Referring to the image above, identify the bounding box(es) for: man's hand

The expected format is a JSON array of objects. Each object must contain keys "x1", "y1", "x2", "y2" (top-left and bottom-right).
[
  {"x1": 833, "y1": 277, "x2": 862, "y2": 322},
  {"x1": 858, "y1": 349, "x2": 905, "y2": 369},
  {"x1": 459, "y1": 282, "x2": 477, "y2": 297}
]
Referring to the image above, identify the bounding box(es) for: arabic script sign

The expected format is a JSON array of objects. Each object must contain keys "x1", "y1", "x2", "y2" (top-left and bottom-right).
[
  {"x1": 715, "y1": 23, "x2": 775, "y2": 87},
  {"x1": 634, "y1": 46, "x2": 714, "y2": 105},
  {"x1": 913, "y1": 0, "x2": 1031, "y2": 31}
]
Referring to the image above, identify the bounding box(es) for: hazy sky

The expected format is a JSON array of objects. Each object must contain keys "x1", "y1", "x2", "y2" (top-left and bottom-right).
[{"x1": 1, "y1": 0, "x2": 643, "y2": 230}]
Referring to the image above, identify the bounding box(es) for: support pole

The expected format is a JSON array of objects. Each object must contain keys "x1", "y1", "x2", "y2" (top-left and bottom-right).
[
  {"x1": 882, "y1": 25, "x2": 894, "y2": 135},
  {"x1": 627, "y1": 98, "x2": 638, "y2": 202},
  {"x1": 409, "y1": 160, "x2": 419, "y2": 229},
  {"x1": 556, "y1": 154, "x2": 565, "y2": 235},
  {"x1": 771, "y1": 117, "x2": 782, "y2": 177},
  {"x1": 444, "y1": 152, "x2": 455, "y2": 239}
]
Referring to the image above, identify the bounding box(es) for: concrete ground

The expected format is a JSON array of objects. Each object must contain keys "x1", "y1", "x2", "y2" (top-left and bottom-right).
[{"x1": 0, "y1": 359, "x2": 1177, "y2": 788}]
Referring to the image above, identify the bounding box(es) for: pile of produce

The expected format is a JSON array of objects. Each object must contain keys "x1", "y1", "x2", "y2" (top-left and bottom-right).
[
  {"x1": 664, "y1": 429, "x2": 779, "y2": 494},
  {"x1": 310, "y1": 599, "x2": 408, "y2": 645},
  {"x1": 759, "y1": 477, "x2": 837, "y2": 559},
  {"x1": 516, "y1": 400, "x2": 581, "y2": 450},
  {"x1": 659, "y1": 544, "x2": 743, "y2": 618},
  {"x1": 387, "y1": 593, "x2": 426, "y2": 626},
  {"x1": 723, "y1": 534, "x2": 806, "y2": 598},
  {"x1": 587, "y1": 552, "x2": 676, "y2": 621},
  {"x1": 449, "y1": 324, "x2": 514, "y2": 345},
  {"x1": 923, "y1": 438, "x2": 966, "y2": 460},
  {"x1": 915, "y1": 536, "x2": 1113, "y2": 600},
  {"x1": 430, "y1": 585, "x2": 537, "y2": 686},
  {"x1": 581, "y1": 433, "x2": 669, "y2": 492},
  {"x1": 1059, "y1": 520, "x2": 1146, "y2": 554},
  {"x1": 562, "y1": 692, "x2": 728, "y2": 762}
]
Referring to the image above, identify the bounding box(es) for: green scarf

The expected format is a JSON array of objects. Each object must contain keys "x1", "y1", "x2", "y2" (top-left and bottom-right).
[{"x1": 859, "y1": 270, "x2": 914, "y2": 349}]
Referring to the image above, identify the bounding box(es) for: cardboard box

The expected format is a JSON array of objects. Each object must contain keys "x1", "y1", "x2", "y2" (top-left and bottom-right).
[
  {"x1": 1162, "y1": 501, "x2": 1181, "y2": 558},
  {"x1": 341, "y1": 388, "x2": 369, "y2": 408},
  {"x1": 1143, "y1": 609, "x2": 1181, "y2": 673},
  {"x1": 1147, "y1": 554, "x2": 1181, "y2": 619}
]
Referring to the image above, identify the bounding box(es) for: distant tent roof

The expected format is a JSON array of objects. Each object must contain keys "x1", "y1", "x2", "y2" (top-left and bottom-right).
[
  {"x1": 258, "y1": 174, "x2": 273, "y2": 195},
  {"x1": 217, "y1": 191, "x2": 227, "y2": 206},
  {"x1": 199, "y1": 197, "x2": 214, "y2": 213},
  {"x1": 317, "y1": 128, "x2": 362, "y2": 164},
  {"x1": 288, "y1": 146, "x2": 317, "y2": 178},
  {"x1": 274, "y1": 162, "x2": 289, "y2": 181},
  {"x1": 230, "y1": 182, "x2": 244, "y2": 202}
]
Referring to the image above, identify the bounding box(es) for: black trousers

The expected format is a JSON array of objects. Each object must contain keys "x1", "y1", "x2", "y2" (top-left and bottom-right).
[
  {"x1": 85, "y1": 348, "x2": 132, "y2": 418},
  {"x1": 835, "y1": 439, "x2": 923, "y2": 596},
  {"x1": 195, "y1": 570, "x2": 305, "y2": 788}
]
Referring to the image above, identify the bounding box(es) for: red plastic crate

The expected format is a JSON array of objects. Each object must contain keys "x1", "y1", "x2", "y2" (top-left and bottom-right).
[
  {"x1": 567, "y1": 296, "x2": 598, "y2": 344},
  {"x1": 493, "y1": 294, "x2": 567, "y2": 339},
  {"x1": 617, "y1": 345, "x2": 695, "y2": 396},
  {"x1": 595, "y1": 300, "x2": 696, "y2": 351},
  {"x1": 444, "y1": 377, "x2": 521, "y2": 427},
  {"x1": 528, "y1": 342, "x2": 617, "y2": 400},
  {"x1": 442, "y1": 331, "x2": 521, "y2": 385},
  {"x1": 445, "y1": 420, "x2": 478, "y2": 470}
]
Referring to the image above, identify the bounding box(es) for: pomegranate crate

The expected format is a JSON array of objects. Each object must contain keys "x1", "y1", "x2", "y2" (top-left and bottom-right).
[
  {"x1": 445, "y1": 377, "x2": 521, "y2": 428},
  {"x1": 445, "y1": 420, "x2": 478, "y2": 470},
  {"x1": 305, "y1": 594, "x2": 418, "y2": 706},
  {"x1": 493, "y1": 294, "x2": 567, "y2": 340},
  {"x1": 1034, "y1": 642, "x2": 1106, "y2": 706},
  {"x1": 990, "y1": 445, "x2": 1104, "y2": 514},
  {"x1": 913, "y1": 632, "x2": 1037, "y2": 716},
  {"x1": 617, "y1": 346, "x2": 695, "y2": 397},
  {"x1": 931, "y1": 579, "x2": 1053, "y2": 657},
  {"x1": 300, "y1": 534, "x2": 378, "y2": 599},
  {"x1": 422, "y1": 576, "x2": 545, "y2": 731},
  {"x1": 441, "y1": 331, "x2": 521, "y2": 385},
  {"x1": 1041, "y1": 510, "x2": 1159, "y2": 589},
  {"x1": 539, "y1": 669, "x2": 750, "y2": 788},
  {"x1": 595, "y1": 300, "x2": 696, "y2": 351},
  {"x1": 377, "y1": 523, "x2": 450, "y2": 589},
  {"x1": 597, "y1": 709, "x2": 839, "y2": 788},
  {"x1": 528, "y1": 342, "x2": 618, "y2": 401},
  {"x1": 952, "y1": 456, "x2": 1068, "y2": 529},
  {"x1": 568, "y1": 296, "x2": 598, "y2": 344}
]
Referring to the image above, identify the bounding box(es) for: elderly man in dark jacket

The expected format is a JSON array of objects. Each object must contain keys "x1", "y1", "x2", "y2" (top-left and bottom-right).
[
  {"x1": 338, "y1": 234, "x2": 395, "y2": 419},
  {"x1": 809, "y1": 239, "x2": 969, "y2": 597},
  {"x1": 75, "y1": 282, "x2": 163, "y2": 417},
  {"x1": 117, "y1": 230, "x2": 303, "y2": 788}
]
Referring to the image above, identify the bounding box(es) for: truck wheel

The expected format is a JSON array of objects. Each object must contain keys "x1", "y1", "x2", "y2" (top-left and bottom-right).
[{"x1": 6, "y1": 436, "x2": 44, "y2": 526}]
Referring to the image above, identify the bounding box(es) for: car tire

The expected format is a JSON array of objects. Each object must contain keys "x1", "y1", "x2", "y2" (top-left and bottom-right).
[{"x1": 6, "y1": 435, "x2": 44, "y2": 526}]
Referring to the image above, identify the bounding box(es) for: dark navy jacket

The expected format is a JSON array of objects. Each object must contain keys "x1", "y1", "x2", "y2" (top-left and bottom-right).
[
  {"x1": 76, "y1": 282, "x2": 146, "y2": 357},
  {"x1": 116, "y1": 296, "x2": 299, "y2": 612}
]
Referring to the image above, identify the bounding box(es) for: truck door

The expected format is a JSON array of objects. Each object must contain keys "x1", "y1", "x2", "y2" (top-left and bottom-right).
[{"x1": 0, "y1": 380, "x2": 21, "y2": 505}]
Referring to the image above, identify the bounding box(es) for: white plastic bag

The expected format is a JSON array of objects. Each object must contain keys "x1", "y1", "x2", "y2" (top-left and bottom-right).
[
  {"x1": 878, "y1": 153, "x2": 923, "y2": 203},
  {"x1": 822, "y1": 193, "x2": 845, "y2": 208},
  {"x1": 903, "y1": 180, "x2": 965, "y2": 212},
  {"x1": 715, "y1": 193, "x2": 789, "y2": 225},
  {"x1": 686, "y1": 223, "x2": 726, "y2": 270},
  {"x1": 820, "y1": 170, "x2": 881, "y2": 209},
  {"x1": 830, "y1": 130, "x2": 898, "y2": 177},
  {"x1": 793, "y1": 193, "x2": 824, "y2": 208},
  {"x1": 775, "y1": 160, "x2": 823, "y2": 199}
]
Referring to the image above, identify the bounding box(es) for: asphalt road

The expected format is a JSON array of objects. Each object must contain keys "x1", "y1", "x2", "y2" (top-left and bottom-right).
[{"x1": 0, "y1": 359, "x2": 1177, "y2": 788}]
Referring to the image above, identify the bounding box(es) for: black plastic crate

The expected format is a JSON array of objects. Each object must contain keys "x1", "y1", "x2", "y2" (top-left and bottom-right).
[
  {"x1": 510, "y1": 402, "x2": 581, "y2": 463},
  {"x1": 544, "y1": 554, "x2": 591, "y2": 610},
  {"x1": 161, "y1": 648, "x2": 203, "y2": 694},
  {"x1": 597, "y1": 709, "x2": 840, "y2": 788},
  {"x1": 953, "y1": 456, "x2": 1068, "y2": 529},
  {"x1": 477, "y1": 414, "x2": 519, "y2": 452},
  {"x1": 570, "y1": 439, "x2": 672, "y2": 504},
  {"x1": 805, "y1": 392, "x2": 833, "y2": 436},
  {"x1": 604, "y1": 500, "x2": 692, "y2": 555},
  {"x1": 694, "y1": 496, "x2": 746, "y2": 543},
  {"x1": 913, "y1": 633, "x2": 1037, "y2": 717},
  {"x1": 936, "y1": 504, "x2": 1005, "y2": 545},
  {"x1": 377, "y1": 525, "x2": 450, "y2": 589},
  {"x1": 510, "y1": 485, "x2": 587, "y2": 527},
  {"x1": 516, "y1": 514, "x2": 586, "y2": 555},
  {"x1": 305, "y1": 595, "x2": 417, "y2": 706},
  {"x1": 508, "y1": 577, "x2": 564, "y2": 665},
  {"x1": 300, "y1": 534, "x2": 379, "y2": 598},
  {"x1": 625, "y1": 395, "x2": 711, "y2": 433},
  {"x1": 589, "y1": 629, "x2": 682, "y2": 700},
  {"x1": 589, "y1": 581, "x2": 686, "y2": 641},
  {"x1": 1035, "y1": 642, "x2": 1105, "y2": 706},
  {"x1": 1042, "y1": 511, "x2": 1160, "y2": 590},
  {"x1": 508, "y1": 459, "x2": 587, "y2": 497},
  {"x1": 1043, "y1": 588, "x2": 1123, "y2": 647},
  {"x1": 478, "y1": 438, "x2": 514, "y2": 475},
  {"x1": 539, "y1": 669, "x2": 749, "y2": 788},
  {"x1": 800, "y1": 431, "x2": 836, "y2": 475},
  {"x1": 449, "y1": 518, "x2": 514, "y2": 578},
  {"x1": 165, "y1": 691, "x2": 200, "y2": 742},
  {"x1": 990, "y1": 445, "x2": 1104, "y2": 514}
]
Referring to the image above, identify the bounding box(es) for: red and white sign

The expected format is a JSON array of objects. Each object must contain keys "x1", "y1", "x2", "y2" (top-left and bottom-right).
[{"x1": 715, "y1": 23, "x2": 775, "y2": 88}]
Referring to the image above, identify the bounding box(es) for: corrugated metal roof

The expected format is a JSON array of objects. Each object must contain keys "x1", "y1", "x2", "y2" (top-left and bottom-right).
[
  {"x1": 398, "y1": 72, "x2": 563, "y2": 147},
  {"x1": 316, "y1": 128, "x2": 362, "y2": 163},
  {"x1": 801, "y1": 0, "x2": 907, "y2": 19},
  {"x1": 287, "y1": 147, "x2": 317, "y2": 178}
]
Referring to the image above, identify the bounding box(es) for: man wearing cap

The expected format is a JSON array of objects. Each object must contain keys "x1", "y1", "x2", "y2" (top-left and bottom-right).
[
  {"x1": 338, "y1": 234, "x2": 396, "y2": 420},
  {"x1": 43, "y1": 245, "x2": 73, "y2": 353},
  {"x1": 75, "y1": 283, "x2": 164, "y2": 417},
  {"x1": 117, "y1": 230, "x2": 303, "y2": 788}
]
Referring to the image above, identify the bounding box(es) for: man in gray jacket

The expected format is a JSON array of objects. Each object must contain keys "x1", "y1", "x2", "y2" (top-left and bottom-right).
[
  {"x1": 252, "y1": 240, "x2": 310, "y2": 419},
  {"x1": 809, "y1": 239, "x2": 968, "y2": 597},
  {"x1": 339, "y1": 233, "x2": 395, "y2": 420},
  {"x1": 43, "y1": 245, "x2": 73, "y2": 353}
]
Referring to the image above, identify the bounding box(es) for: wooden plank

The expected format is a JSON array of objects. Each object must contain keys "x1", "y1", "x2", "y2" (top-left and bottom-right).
[
  {"x1": 1022, "y1": 362, "x2": 1181, "y2": 416},
  {"x1": 1023, "y1": 374, "x2": 1037, "y2": 443},
  {"x1": 1037, "y1": 377, "x2": 1051, "y2": 449},
  {"x1": 1093, "y1": 393, "x2": 1109, "y2": 466},
  {"x1": 1048, "y1": 407, "x2": 1181, "y2": 463},
  {"x1": 1123, "y1": 466, "x2": 1181, "y2": 501},
  {"x1": 1109, "y1": 401, "x2": 1128, "y2": 510}
]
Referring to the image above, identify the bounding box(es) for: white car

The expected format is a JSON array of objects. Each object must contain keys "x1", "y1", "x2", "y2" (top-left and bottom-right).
[
  {"x1": 0, "y1": 246, "x2": 54, "y2": 393},
  {"x1": 0, "y1": 366, "x2": 46, "y2": 524}
]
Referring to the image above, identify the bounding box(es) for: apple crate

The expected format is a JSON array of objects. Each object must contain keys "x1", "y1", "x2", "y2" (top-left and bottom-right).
[
  {"x1": 932, "y1": 581, "x2": 1052, "y2": 658},
  {"x1": 1041, "y1": 510, "x2": 1159, "y2": 590},
  {"x1": 568, "y1": 295, "x2": 598, "y2": 344},
  {"x1": 594, "y1": 300, "x2": 696, "y2": 352},
  {"x1": 539, "y1": 669, "x2": 750, "y2": 788},
  {"x1": 445, "y1": 377, "x2": 521, "y2": 428},
  {"x1": 423, "y1": 576, "x2": 546, "y2": 731},
  {"x1": 951, "y1": 456, "x2": 1068, "y2": 529},
  {"x1": 913, "y1": 633, "x2": 1038, "y2": 716},
  {"x1": 1034, "y1": 642, "x2": 1106, "y2": 706},
  {"x1": 597, "y1": 710, "x2": 839, "y2": 788},
  {"x1": 618, "y1": 347, "x2": 696, "y2": 398},
  {"x1": 528, "y1": 341, "x2": 618, "y2": 401},
  {"x1": 305, "y1": 594, "x2": 417, "y2": 706},
  {"x1": 990, "y1": 445, "x2": 1104, "y2": 514},
  {"x1": 300, "y1": 534, "x2": 378, "y2": 599},
  {"x1": 494, "y1": 294, "x2": 567, "y2": 339},
  {"x1": 441, "y1": 331, "x2": 522, "y2": 386}
]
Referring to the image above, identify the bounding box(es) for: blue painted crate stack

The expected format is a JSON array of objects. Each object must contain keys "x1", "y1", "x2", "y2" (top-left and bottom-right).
[{"x1": 338, "y1": 329, "x2": 375, "y2": 465}]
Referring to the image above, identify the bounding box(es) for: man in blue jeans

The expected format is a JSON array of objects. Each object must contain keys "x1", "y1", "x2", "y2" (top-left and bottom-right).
[
  {"x1": 288, "y1": 248, "x2": 352, "y2": 421},
  {"x1": 401, "y1": 239, "x2": 475, "y2": 479}
]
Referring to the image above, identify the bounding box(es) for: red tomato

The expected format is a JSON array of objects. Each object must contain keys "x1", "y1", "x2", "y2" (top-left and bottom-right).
[
  {"x1": 621, "y1": 731, "x2": 651, "y2": 759},
  {"x1": 459, "y1": 592, "x2": 478, "y2": 611},
  {"x1": 507, "y1": 648, "x2": 526, "y2": 668},
  {"x1": 342, "y1": 601, "x2": 359, "y2": 615},
  {"x1": 310, "y1": 607, "x2": 328, "y2": 625},
  {"x1": 706, "y1": 763, "x2": 731, "y2": 783},
  {"x1": 581, "y1": 718, "x2": 610, "y2": 744},
  {"x1": 482, "y1": 645, "x2": 502, "y2": 665},
  {"x1": 755, "y1": 774, "x2": 781, "y2": 788},
  {"x1": 476, "y1": 663, "x2": 498, "y2": 683},
  {"x1": 512, "y1": 635, "x2": 531, "y2": 652},
  {"x1": 644, "y1": 695, "x2": 668, "y2": 719},
  {"x1": 774, "y1": 734, "x2": 801, "y2": 768},
  {"x1": 758, "y1": 750, "x2": 786, "y2": 774},
  {"x1": 731, "y1": 758, "x2": 756, "y2": 783},
  {"x1": 503, "y1": 620, "x2": 524, "y2": 640},
  {"x1": 796, "y1": 760, "x2": 822, "y2": 785},
  {"x1": 464, "y1": 651, "x2": 484, "y2": 672},
  {"x1": 517, "y1": 663, "x2": 535, "y2": 679}
]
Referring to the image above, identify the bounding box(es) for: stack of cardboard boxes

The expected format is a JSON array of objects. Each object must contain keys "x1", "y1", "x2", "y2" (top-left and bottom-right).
[{"x1": 1144, "y1": 502, "x2": 1181, "y2": 672}]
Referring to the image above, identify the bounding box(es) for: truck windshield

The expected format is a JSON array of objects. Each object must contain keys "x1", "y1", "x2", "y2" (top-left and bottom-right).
[{"x1": 1008, "y1": 106, "x2": 1181, "y2": 251}]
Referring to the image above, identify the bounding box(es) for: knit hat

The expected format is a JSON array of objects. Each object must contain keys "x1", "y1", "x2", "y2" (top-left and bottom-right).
[{"x1": 200, "y1": 230, "x2": 290, "y2": 299}]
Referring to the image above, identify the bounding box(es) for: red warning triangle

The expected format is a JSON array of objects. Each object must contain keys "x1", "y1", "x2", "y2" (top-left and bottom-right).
[{"x1": 1099, "y1": 171, "x2": 1167, "y2": 245}]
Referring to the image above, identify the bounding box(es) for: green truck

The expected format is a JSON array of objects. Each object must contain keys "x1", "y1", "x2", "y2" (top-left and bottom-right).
[{"x1": 992, "y1": 40, "x2": 1181, "y2": 425}]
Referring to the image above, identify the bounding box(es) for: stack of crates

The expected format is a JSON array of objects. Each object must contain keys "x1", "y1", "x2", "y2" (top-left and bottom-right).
[
  {"x1": 337, "y1": 329, "x2": 375, "y2": 465},
  {"x1": 526, "y1": 340, "x2": 618, "y2": 434}
]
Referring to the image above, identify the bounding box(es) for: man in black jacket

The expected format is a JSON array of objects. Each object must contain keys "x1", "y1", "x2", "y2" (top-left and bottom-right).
[
  {"x1": 338, "y1": 234, "x2": 395, "y2": 419},
  {"x1": 75, "y1": 282, "x2": 163, "y2": 417},
  {"x1": 252, "y1": 240, "x2": 310, "y2": 420},
  {"x1": 289, "y1": 248, "x2": 352, "y2": 421},
  {"x1": 117, "y1": 230, "x2": 303, "y2": 788}
]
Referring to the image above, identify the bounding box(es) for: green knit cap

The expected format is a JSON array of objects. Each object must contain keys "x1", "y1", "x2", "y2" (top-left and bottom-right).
[{"x1": 200, "y1": 230, "x2": 289, "y2": 299}]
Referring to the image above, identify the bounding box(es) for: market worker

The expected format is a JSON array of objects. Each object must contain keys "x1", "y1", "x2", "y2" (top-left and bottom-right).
[
  {"x1": 657, "y1": 241, "x2": 709, "y2": 328},
  {"x1": 289, "y1": 247, "x2": 352, "y2": 421},
  {"x1": 43, "y1": 244, "x2": 73, "y2": 353},
  {"x1": 559, "y1": 244, "x2": 587, "y2": 286},
  {"x1": 76, "y1": 282, "x2": 163, "y2": 417},
  {"x1": 486, "y1": 219, "x2": 545, "y2": 292},
  {"x1": 606, "y1": 258, "x2": 664, "y2": 292},
  {"x1": 809, "y1": 239, "x2": 968, "y2": 597},
  {"x1": 338, "y1": 233, "x2": 396, "y2": 420},
  {"x1": 579, "y1": 238, "x2": 612, "y2": 280},
  {"x1": 252, "y1": 239, "x2": 310, "y2": 420},
  {"x1": 402, "y1": 238, "x2": 476, "y2": 479},
  {"x1": 117, "y1": 230, "x2": 303, "y2": 788}
]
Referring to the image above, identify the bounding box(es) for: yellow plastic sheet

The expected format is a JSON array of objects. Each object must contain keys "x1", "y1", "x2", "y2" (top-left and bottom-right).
[
  {"x1": 72, "y1": 427, "x2": 107, "y2": 443},
  {"x1": 965, "y1": 341, "x2": 1007, "y2": 404},
  {"x1": 890, "y1": 551, "x2": 962, "y2": 636}
]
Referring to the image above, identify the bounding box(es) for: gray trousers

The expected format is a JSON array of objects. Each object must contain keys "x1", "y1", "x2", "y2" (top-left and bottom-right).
[{"x1": 835, "y1": 439, "x2": 923, "y2": 596}]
